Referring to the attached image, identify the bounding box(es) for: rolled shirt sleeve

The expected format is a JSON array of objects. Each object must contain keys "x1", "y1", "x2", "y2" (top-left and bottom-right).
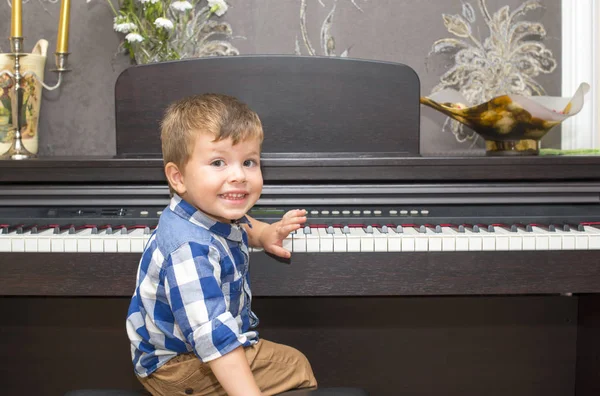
[{"x1": 165, "y1": 241, "x2": 247, "y2": 362}]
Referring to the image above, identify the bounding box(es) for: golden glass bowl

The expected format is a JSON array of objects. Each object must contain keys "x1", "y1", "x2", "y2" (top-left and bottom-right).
[{"x1": 420, "y1": 83, "x2": 589, "y2": 156}]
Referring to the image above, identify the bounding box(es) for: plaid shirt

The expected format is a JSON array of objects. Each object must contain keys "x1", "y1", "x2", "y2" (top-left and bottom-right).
[{"x1": 126, "y1": 194, "x2": 259, "y2": 377}]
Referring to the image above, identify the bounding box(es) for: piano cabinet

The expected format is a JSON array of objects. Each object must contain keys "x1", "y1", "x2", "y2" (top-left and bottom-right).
[{"x1": 1, "y1": 251, "x2": 599, "y2": 396}]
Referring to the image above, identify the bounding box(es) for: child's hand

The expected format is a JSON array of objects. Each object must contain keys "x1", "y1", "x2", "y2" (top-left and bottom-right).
[{"x1": 259, "y1": 209, "x2": 307, "y2": 258}]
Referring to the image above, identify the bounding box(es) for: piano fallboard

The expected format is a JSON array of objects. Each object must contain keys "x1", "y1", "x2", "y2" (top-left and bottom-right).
[{"x1": 3, "y1": 156, "x2": 600, "y2": 182}]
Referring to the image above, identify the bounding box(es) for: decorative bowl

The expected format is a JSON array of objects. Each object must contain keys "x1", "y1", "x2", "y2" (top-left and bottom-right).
[{"x1": 420, "y1": 83, "x2": 590, "y2": 156}]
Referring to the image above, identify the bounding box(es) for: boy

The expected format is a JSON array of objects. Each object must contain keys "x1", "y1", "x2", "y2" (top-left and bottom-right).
[{"x1": 126, "y1": 94, "x2": 317, "y2": 396}]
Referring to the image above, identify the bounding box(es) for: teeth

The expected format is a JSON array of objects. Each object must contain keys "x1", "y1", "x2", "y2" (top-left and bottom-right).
[{"x1": 222, "y1": 193, "x2": 246, "y2": 198}]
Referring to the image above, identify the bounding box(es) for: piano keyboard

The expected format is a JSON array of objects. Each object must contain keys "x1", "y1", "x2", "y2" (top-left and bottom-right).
[{"x1": 3, "y1": 222, "x2": 600, "y2": 253}]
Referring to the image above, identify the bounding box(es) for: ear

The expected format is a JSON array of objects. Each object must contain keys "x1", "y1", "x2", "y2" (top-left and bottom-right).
[{"x1": 164, "y1": 162, "x2": 187, "y2": 196}]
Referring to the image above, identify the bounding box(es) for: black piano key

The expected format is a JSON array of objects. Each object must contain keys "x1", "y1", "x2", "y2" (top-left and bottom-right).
[
  {"x1": 22, "y1": 225, "x2": 38, "y2": 234},
  {"x1": 98, "y1": 225, "x2": 113, "y2": 234},
  {"x1": 34, "y1": 224, "x2": 57, "y2": 234},
  {"x1": 510, "y1": 224, "x2": 530, "y2": 232},
  {"x1": 8, "y1": 224, "x2": 24, "y2": 234},
  {"x1": 530, "y1": 223, "x2": 556, "y2": 233}
]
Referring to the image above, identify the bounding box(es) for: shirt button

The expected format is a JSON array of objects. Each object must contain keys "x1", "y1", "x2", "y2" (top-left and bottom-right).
[{"x1": 185, "y1": 388, "x2": 194, "y2": 395}]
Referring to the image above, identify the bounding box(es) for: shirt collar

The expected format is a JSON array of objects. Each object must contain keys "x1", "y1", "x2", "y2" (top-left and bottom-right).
[{"x1": 168, "y1": 194, "x2": 251, "y2": 242}]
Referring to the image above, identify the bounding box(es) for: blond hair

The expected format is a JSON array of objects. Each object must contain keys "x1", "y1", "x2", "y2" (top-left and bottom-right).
[{"x1": 161, "y1": 93, "x2": 264, "y2": 171}]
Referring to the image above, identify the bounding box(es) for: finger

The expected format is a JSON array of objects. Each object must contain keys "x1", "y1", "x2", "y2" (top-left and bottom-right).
[
  {"x1": 266, "y1": 245, "x2": 292, "y2": 259},
  {"x1": 276, "y1": 223, "x2": 301, "y2": 237},
  {"x1": 281, "y1": 217, "x2": 307, "y2": 228},
  {"x1": 284, "y1": 209, "x2": 307, "y2": 219},
  {"x1": 282, "y1": 211, "x2": 307, "y2": 224}
]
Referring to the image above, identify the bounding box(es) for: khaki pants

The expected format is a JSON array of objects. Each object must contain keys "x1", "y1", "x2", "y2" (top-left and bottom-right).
[{"x1": 138, "y1": 339, "x2": 317, "y2": 395}]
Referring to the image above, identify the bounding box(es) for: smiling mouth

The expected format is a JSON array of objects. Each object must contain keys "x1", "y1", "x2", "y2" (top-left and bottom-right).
[{"x1": 219, "y1": 193, "x2": 248, "y2": 200}]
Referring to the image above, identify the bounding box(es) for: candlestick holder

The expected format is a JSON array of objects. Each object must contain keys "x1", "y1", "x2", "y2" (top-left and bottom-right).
[{"x1": 0, "y1": 37, "x2": 70, "y2": 160}]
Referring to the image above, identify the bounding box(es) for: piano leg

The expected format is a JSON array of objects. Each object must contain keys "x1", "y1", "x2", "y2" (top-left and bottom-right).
[{"x1": 575, "y1": 294, "x2": 600, "y2": 395}]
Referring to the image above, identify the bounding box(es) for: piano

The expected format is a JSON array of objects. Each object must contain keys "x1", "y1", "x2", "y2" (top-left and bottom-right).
[{"x1": 1, "y1": 56, "x2": 599, "y2": 396}]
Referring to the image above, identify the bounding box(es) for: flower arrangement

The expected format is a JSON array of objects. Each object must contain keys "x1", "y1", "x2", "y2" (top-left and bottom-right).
[{"x1": 100, "y1": 0, "x2": 239, "y2": 64}]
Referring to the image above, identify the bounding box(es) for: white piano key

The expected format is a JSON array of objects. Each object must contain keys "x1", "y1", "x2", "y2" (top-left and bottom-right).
[
  {"x1": 128, "y1": 228, "x2": 147, "y2": 253},
  {"x1": 23, "y1": 233, "x2": 39, "y2": 252},
  {"x1": 332, "y1": 227, "x2": 347, "y2": 252},
  {"x1": 304, "y1": 228, "x2": 320, "y2": 253},
  {"x1": 460, "y1": 228, "x2": 483, "y2": 251},
  {"x1": 454, "y1": 228, "x2": 470, "y2": 251},
  {"x1": 475, "y1": 228, "x2": 496, "y2": 251},
  {"x1": 556, "y1": 230, "x2": 576, "y2": 250},
  {"x1": 0, "y1": 235, "x2": 10, "y2": 252},
  {"x1": 117, "y1": 231, "x2": 132, "y2": 253},
  {"x1": 582, "y1": 225, "x2": 600, "y2": 249},
  {"x1": 529, "y1": 226, "x2": 550, "y2": 250},
  {"x1": 51, "y1": 232, "x2": 66, "y2": 252},
  {"x1": 345, "y1": 227, "x2": 361, "y2": 252},
  {"x1": 440, "y1": 227, "x2": 457, "y2": 251},
  {"x1": 407, "y1": 227, "x2": 428, "y2": 252},
  {"x1": 349, "y1": 227, "x2": 374, "y2": 252},
  {"x1": 103, "y1": 231, "x2": 118, "y2": 253},
  {"x1": 490, "y1": 227, "x2": 510, "y2": 251},
  {"x1": 64, "y1": 236, "x2": 78, "y2": 253},
  {"x1": 75, "y1": 228, "x2": 93, "y2": 253},
  {"x1": 399, "y1": 227, "x2": 417, "y2": 252},
  {"x1": 372, "y1": 228, "x2": 388, "y2": 252},
  {"x1": 11, "y1": 234, "x2": 25, "y2": 252},
  {"x1": 292, "y1": 228, "x2": 307, "y2": 253},
  {"x1": 385, "y1": 227, "x2": 401, "y2": 252},
  {"x1": 511, "y1": 227, "x2": 535, "y2": 251},
  {"x1": 573, "y1": 230, "x2": 589, "y2": 250},
  {"x1": 422, "y1": 227, "x2": 442, "y2": 252},
  {"x1": 494, "y1": 226, "x2": 523, "y2": 251},
  {"x1": 317, "y1": 228, "x2": 334, "y2": 252},
  {"x1": 36, "y1": 228, "x2": 55, "y2": 252}
]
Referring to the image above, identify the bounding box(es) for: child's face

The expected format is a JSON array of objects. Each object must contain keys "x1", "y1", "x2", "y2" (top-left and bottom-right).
[{"x1": 179, "y1": 133, "x2": 263, "y2": 223}]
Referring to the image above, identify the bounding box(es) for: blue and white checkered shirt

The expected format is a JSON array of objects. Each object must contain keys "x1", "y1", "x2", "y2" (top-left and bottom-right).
[{"x1": 126, "y1": 194, "x2": 259, "y2": 377}]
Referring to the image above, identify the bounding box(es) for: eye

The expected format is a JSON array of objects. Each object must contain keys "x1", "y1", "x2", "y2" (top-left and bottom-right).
[
  {"x1": 210, "y1": 159, "x2": 225, "y2": 167},
  {"x1": 244, "y1": 159, "x2": 259, "y2": 167}
]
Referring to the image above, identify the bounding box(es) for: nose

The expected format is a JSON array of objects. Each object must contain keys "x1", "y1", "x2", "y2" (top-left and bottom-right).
[{"x1": 228, "y1": 163, "x2": 247, "y2": 183}]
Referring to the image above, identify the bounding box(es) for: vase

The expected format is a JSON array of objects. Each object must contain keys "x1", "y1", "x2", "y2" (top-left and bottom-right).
[
  {"x1": 0, "y1": 39, "x2": 48, "y2": 156},
  {"x1": 420, "y1": 83, "x2": 590, "y2": 156}
]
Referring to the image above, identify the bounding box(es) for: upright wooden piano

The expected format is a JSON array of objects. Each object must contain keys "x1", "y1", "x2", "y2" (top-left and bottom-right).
[{"x1": 1, "y1": 56, "x2": 599, "y2": 396}]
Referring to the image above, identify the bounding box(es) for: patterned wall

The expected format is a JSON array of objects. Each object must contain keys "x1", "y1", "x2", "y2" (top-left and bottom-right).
[{"x1": 0, "y1": 0, "x2": 561, "y2": 156}]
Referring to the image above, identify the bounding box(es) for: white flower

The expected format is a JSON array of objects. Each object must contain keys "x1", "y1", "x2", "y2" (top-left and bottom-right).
[
  {"x1": 208, "y1": 0, "x2": 228, "y2": 16},
  {"x1": 154, "y1": 17, "x2": 174, "y2": 30},
  {"x1": 171, "y1": 1, "x2": 193, "y2": 12},
  {"x1": 113, "y1": 17, "x2": 137, "y2": 33},
  {"x1": 125, "y1": 32, "x2": 144, "y2": 43}
]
